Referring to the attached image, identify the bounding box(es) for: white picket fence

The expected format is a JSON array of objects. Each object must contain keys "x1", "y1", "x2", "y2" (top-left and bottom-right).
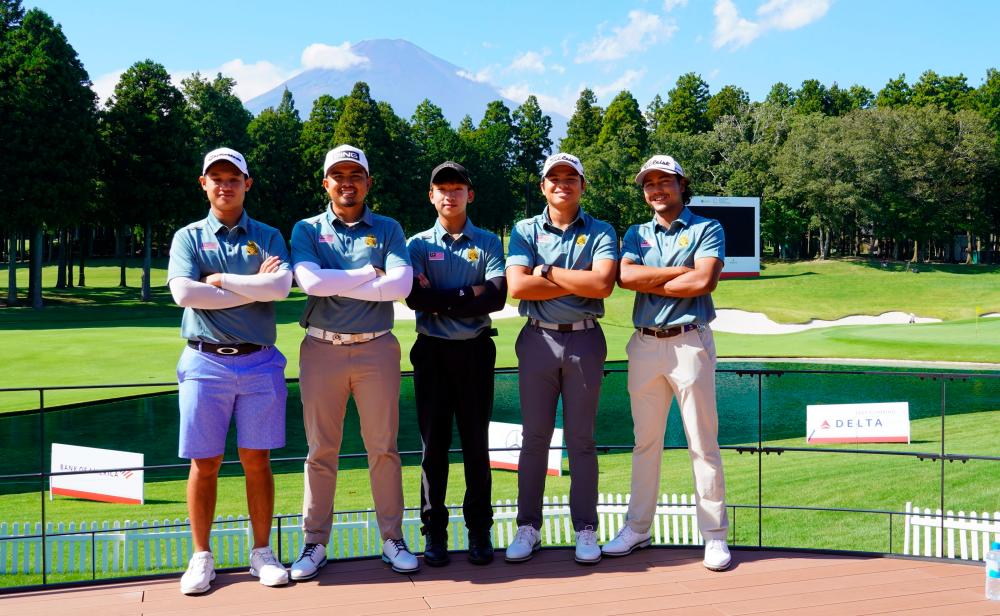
[
  {"x1": 903, "y1": 502, "x2": 1000, "y2": 561},
  {"x1": 0, "y1": 492, "x2": 700, "y2": 576}
]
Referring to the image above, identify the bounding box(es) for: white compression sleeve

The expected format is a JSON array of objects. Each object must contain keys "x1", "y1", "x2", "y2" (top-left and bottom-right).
[
  {"x1": 169, "y1": 277, "x2": 255, "y2": 309},
  {"x1": 219, "y1": 270, "x2": 292, "y2": 302},
  {"x1": 338, "y1": 265, "x2": 413, "y2": 302},
  {"x1": 293, "y1": 262, "x2": 377, "y2": 297}
]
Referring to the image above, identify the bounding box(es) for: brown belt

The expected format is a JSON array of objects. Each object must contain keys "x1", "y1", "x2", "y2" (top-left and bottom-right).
[
  {"x1": 188, "y1": 341, "x2": 265, "y2": 356},
  {"x1": 638, "y1": 324, "x2": 698, "y2": 338}
]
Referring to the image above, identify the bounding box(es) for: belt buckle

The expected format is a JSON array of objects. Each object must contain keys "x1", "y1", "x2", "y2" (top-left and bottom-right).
[
  {"x1": 330, "y1": 332, "x2": 342, "y2": 343},
  {"x1": 217, "y1": 346, "x2": 239, "y2": 355}
]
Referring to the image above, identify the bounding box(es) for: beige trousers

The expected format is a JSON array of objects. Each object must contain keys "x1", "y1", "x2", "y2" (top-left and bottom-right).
[
  {"x1": 625, "y1": 326, "x2": 728, "y2": 540},
  {"x1": 299, "y1": 333, "x2": 404, "y2": 543}
]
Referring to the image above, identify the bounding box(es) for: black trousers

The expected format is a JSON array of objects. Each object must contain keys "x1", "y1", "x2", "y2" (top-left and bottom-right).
[{"x1": 410, "y1": 332, "x2": 496, "y2": 536}]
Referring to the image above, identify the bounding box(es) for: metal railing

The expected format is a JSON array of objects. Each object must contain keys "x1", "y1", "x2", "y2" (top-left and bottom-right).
[{"x1": 1, "y1": 366, "x2": 998, "y2": 590}]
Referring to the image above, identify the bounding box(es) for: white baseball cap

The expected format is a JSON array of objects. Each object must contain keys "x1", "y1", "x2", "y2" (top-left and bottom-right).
[
  {"x1": 634, "y1": 155, "x2": 685, "y2": 185},
  {"x1": 323, "y1": 145, "x2": 369, "y2": 176},
  {"x1": 202, "y1": 147, "x2": 249, "y2": 176},
  {"x1": 541, "y1": 152, "x2": 585, "y2": 179}
]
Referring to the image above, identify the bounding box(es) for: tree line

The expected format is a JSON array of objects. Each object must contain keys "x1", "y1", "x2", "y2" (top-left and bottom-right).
[{"x1": 3, "y1": 1, "x2": 999, "y2": 309}]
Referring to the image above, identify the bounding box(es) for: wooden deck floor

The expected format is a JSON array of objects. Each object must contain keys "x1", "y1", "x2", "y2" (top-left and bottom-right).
[{"x1": 2, "y1": 548, "x2": 995, "y2": 615}]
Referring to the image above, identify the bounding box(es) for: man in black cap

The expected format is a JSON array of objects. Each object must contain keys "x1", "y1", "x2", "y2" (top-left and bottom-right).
[{"x1": 405, "y1": 161, "x2": 508, "y2": 566}]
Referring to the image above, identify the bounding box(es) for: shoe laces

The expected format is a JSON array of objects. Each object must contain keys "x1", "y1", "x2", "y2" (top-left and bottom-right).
[
  {"x1": 388, "y1": 538, "x2": 409, "y2": 554},
  {"x1": 578, "y1": 527, "x2": 597, "y2": 545},
  {"x1": 254, "y1": 549, "x2": 280, "y2": 566},
  {"x1": 299, "y1": 543, "x2": 321, "y2": 560},
  {"x1": 188, "y1": 553, "x2": 213, "y2": 574},
  {"x1": 514, "y1": 526, "x2": 538, "y2": 545}
]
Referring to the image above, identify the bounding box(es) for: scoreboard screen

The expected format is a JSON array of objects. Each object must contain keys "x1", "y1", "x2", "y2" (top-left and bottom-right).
[{"x1": 686, "y1": 196, "x2": 760, "y2": 277}]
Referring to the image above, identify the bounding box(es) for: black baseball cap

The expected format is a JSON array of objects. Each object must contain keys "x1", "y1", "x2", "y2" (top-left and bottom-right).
[{"x1": 430, "y1": 161, "x2": 472, "y2": 187}]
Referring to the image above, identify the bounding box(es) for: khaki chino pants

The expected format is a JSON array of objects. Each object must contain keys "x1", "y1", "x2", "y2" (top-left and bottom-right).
[
  {"x1": 625, "y1": 326, "x2": 728, "y2": 540},
  {"x1": 299, "y1": 333, "x2": 404, "y2": 543}
]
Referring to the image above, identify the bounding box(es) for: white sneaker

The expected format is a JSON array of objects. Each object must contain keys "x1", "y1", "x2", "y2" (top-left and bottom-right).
[
  {"x1": 249, "y1": 546, "x2": 289, "y2": 587},
  {"x1": 703, "y1": 539, "x2": 732, "y2": 571},
  {"x1": 382, "y1": 538, "x2": 419, "y2": 573},
  {"x1": 180, "y1": 551, "x2": 215, "y2": 595},
  {"x1": 504, "y1": 525, "x2": 541, "y2": 563},
  {"x1": 290, "y1": 543, "x2": 327, "y2": 581},
  {"x1": 602, "y1": 525, "x2": 652, "y2": 557},
  {"x1": 575, "y1": 527, "x2": 601, "y2": 564}
]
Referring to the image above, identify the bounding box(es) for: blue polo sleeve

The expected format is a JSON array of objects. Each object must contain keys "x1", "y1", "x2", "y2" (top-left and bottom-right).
[
  {"x1": 167, "y1": 228, "x2": 199, "y2": 282},
  {"x1": 504, "y1": 222, "x2": 533, "y2": 269},
  {"x1": 384, "y1": 220, "x2": 411, "y2": 270},
  {"x1": 406, "y1": 235, "x2": 427, "y2": 277},
  {"x1": 290, "y1": 219, "x2": 320, "y2": 267},
  {"x1": 620, "y1": 225, "x2": 642, "y2": 263},
  {"x1": 695, "y1": 219, "x2": 725, "y2": 261},
  {"x1": 592, "y1": 223, "x2": 618, "y2": 262},
  {"x1": 484, "y1": 233, "x2": 506, "y2": 279},
  {"x1": 263, "y1": 227, "x2": 291, "y2": 270}
]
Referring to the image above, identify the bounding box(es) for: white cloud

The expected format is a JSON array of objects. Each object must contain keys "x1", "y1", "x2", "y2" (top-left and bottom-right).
[
  {"x1": 499, "y1": 84, "x2": 576, "y2": 117},
  {"x1": 576, "y1": 10, "x2": 678, "y2": 63},
  {"x1": 709, "y1": 68, "x2": 721, "y2": 79},
  {"x1": 300, "y1": 42, "x2": 370, "y2": 70},
  {"x1": 550, "y1": 64, "x2": 567, "y2": 75},
  {"x1": 713, "y1": 0, "x2": 830, "y2": 49},
  {"x1": 664, "y1": 0, "x2": 688, "y2": 11},
  {"x1": 509, "y1": 51, "x2": 546, "y2": 73},
  {"x1": 91, "y1": 70, "x2": 123, "y2": 107},
  {"x1": 212, "y1": 59, "x2": 292, "y2": 101},
  {"x1": 593, "y1": 69, "x2": 648, "y2": 98},
  {"x1": 457, "y1": 65, "x2": 497, "y2": 83}
]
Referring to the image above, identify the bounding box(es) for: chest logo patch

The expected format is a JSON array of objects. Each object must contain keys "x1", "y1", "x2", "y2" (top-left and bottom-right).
[
  {"x1": 201, "y1": 242, "x2": 219, "y2": 251},
  {"x1": 467, "y1": 248, "x2": 479, "y2": 262},
  {"x1": 537, "y1": 233, "x2": 554, "y2": 244},
  {"x1": 576, "y1": 235, "x2": 587, "y2": 246},
  {"x1": 640, "y1": 239, "x2": 652, "y2": 248},
  {"x1": 429, "y1": 251, "x2": 445, "y2": 261},
  {"x1": 319, "y1": 233, "x2": 335, "y2": 244},
  {"x1": 365, "y1": 234, "x2": 377, "y2": 247},
  {"x1": 678, "y1": 234, "x2": 690, "y2": 248},
  {"x1": 245, "y1": 240, "x2": 260, "y2": 256}
]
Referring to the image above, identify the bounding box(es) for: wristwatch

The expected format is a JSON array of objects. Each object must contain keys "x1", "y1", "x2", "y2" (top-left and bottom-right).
[{"x1": 539, "y1": 264, "x2": 553, "y2": 279}]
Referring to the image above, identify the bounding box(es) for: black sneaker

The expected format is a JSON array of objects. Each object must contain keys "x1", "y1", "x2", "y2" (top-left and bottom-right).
[
  {"x1": 423, "y1": 534, "x2": 450, "y2": 567},
  {"x1": 467, "y1": 532, "x2": 494, "y2": 565}
]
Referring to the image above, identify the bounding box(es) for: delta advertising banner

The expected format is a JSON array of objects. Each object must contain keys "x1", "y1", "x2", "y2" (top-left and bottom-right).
[
  {"x1": 50, "y1": 443, "x2": 144, "y2": 504},
  {"x1": 806, "y1": 402, "x2": 910, "y2": 444},
  {"x1": 488, "y1": 421, "x2": 563, "y2": 476}
]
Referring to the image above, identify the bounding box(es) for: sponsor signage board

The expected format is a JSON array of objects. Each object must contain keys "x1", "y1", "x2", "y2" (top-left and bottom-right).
[
  {"x1": 488, "y1": 421, "x2": 563, "y2": 476},
  {"x1": 806, "y1": 402, "x2": 910, "y2": 444},
  {"x1": 50, "y1": 443, "x2": 144, "y2": 504}
]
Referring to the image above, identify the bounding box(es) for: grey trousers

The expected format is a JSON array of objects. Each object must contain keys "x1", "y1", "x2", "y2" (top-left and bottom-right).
[{"x1": 515, "y1": 323, "x2": 607, "y2": 531}]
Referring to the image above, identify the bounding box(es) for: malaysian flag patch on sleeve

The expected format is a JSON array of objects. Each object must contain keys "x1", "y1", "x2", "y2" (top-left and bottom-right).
[{"x1": 428, "y1": 251, "x2": 445, "y2": 261}]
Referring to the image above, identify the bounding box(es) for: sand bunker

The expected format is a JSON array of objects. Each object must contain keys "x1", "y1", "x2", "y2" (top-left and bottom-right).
[{"x1": 710, "y1": 309, "x2": 941, "y2": 335}]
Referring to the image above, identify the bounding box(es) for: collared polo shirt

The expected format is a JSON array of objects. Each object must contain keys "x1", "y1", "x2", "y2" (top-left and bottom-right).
[
  {"x1": 506, "y1": 207, "x2": 617, "y2": 324},
  {"x1": 290, "y1": 205, "x2": 410, "y2": 333},
  {"x1": 621, "y1": 206, "x2": 725, "y2": 328},
  {"x1": 167, "y1": 210, "x2": 289, "y2": 346},
  {"x1": 407, "y1": 218, "x2": 505, "y2": 340}
]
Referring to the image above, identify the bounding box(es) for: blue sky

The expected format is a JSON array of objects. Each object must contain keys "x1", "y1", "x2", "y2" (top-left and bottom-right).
[{"x1": 26, "y1": 0, "x2": 1000, "y2": 117}]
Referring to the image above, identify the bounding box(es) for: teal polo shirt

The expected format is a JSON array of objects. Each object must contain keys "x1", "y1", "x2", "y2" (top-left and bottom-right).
[
  {"x1": 167, "y1": 210, "x2": 290, "y2": 346},
  {"x1": 621, "y1": 207, "x2": 725, "y2": 328},
  {"x1": 290, "y1": 205, "x2": 410, "y2": 333},
  {"x1": 407, "y1": 218, "x2": 505, "y2": 340},
  {"x1": 506, "y1": 207, "x2": 618, "y2": 324}
]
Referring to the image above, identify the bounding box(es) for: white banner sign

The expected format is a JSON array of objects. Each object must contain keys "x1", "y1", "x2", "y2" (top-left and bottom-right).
[
  {"x1": 50, "y1": 443, "x2": 144, "y2": 504},
  {"x1": 488, "y1": 421, "x2": 563, "y2": 476},
  {"x1": 806, "y1": 402, "x2": 910, "y2": 444}
]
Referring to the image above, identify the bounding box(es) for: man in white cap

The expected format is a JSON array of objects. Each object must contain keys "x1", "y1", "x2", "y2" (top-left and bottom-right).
[
  {"x1": 167, "y1": 147, "x2": 293, "y2": 594},
  {"x1": 289, "y1": 144, "x2": 418, "y2": 579},
  {"x1": 504, "y1": 153, "x2": 618, "y2": 565},
  {"x1": 601, "y1": 154, "x2": 731, "y2": 571}
]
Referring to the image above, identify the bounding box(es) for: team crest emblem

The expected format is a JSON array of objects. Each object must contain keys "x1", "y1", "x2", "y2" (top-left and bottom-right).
[
  {"x1": 678, "y1": 234, "x2": 690, "y2": 248},
  {"x1": 575, "y1": 235, "x2": 587, "y2": 246},
  {"x1": 245, "y1": 240, "x2": 260, "y2": 256},
  {"x1": 365, "y1": 235, "x2": 377, "y2": 247},
  {"x1": 467, "y1": 248, "x2": 479, "y2": 262}
]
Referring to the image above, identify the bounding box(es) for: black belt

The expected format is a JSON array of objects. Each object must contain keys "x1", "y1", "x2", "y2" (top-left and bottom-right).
[
  {"x1": 188, "y1": 341, "x2": 265, "y2": 356},
  {"x1": 638, "y1": 324, "x2": 699, "y2": 338}
]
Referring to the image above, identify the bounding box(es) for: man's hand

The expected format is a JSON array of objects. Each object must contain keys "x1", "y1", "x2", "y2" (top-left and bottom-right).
[
  {"x1": 201, "y1": 273, "x2": 223, "y2": 287},
  {"x1": 258, "y1": 255, "x2": 282, "y2": 274},
  {"x1": 471, "y1": 284, "x2": 485, "y2": 297},
  {"x1": 417, "y1": 273, "x2": 432, "y2": 288},
  {"x1": 374, "y1": 267, "x2": 386, "y2": 277},
  {"x1": 531, "y1": 263, "x2": 546, "y2": 276}
]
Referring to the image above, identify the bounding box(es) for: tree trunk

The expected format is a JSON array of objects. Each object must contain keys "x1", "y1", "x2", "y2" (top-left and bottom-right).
[
  {"x1": 117, "y1": 225, "x2": 128, "y2": 287},
  {"x1": 31, "y1": 227, "x2": 43, "y2": 309},
  {"x1": 6, "y1": 232, "x2": 17, "y2": 306},
  {"x1": 78, "y1": 226, "x2": 88, "y2": 286},
  {"x1": 141, "y1": 221, "x2": 152, "y2": 302},
  {"x1": 910, "y1": 240, "x2": 919, "y2": 263},
  {"x1": 66, "y1": 228, "x2": 74, "y2": 288}
]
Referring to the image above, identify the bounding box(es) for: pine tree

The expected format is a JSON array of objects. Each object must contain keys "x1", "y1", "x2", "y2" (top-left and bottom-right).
[
  {"x1": 561, "y1": 88, "x2": 602, "y2": 153},
  {"x1": 512, "y1": 96, "x2": 553, "y2": 217},
  {"x1": 657, "y1": 72, "x2": 711, "y2": 135},
  {"x1": 182, "y1": 71, "x2": 253, "y2": 155},
  {"x1": 597, "y1": 90, "x2": 647, "y2": 162}
]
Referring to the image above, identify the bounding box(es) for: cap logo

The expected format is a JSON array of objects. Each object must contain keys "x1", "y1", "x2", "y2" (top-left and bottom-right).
[{"x1": 337, "y1": 151, "x2": 360, "y2": 161}]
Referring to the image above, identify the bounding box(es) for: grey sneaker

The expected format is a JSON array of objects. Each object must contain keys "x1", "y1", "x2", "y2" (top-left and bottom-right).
[
  {"x1": 504, "y1": 525, "x2": 541, "y2": 563},
  {"x1": 290, "y1": 542, "x2": 327, "y2": 581},
  {"x1": 180, "y1": 551, "x2": 215, "y2": 595},
  {"x1": 601, "y1": 525, "x2": 652, "y2": 557},
  {"x1": 575, "y1": 526, "x2": 601, "y2": 564},
  {"x1": 249, "y1": 546, "x2": 289, "y2": 587},
  {"x1": 703, "y1": 539, "x2": 732, "y2": 571},
  {"x1": 382, "y1": 538, "x2": 419, "y2": 573}
]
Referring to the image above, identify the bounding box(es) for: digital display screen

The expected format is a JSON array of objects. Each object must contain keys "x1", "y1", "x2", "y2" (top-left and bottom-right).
[{"x1": 687, "y1": 206, "x2": 756, "y2": 258}]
